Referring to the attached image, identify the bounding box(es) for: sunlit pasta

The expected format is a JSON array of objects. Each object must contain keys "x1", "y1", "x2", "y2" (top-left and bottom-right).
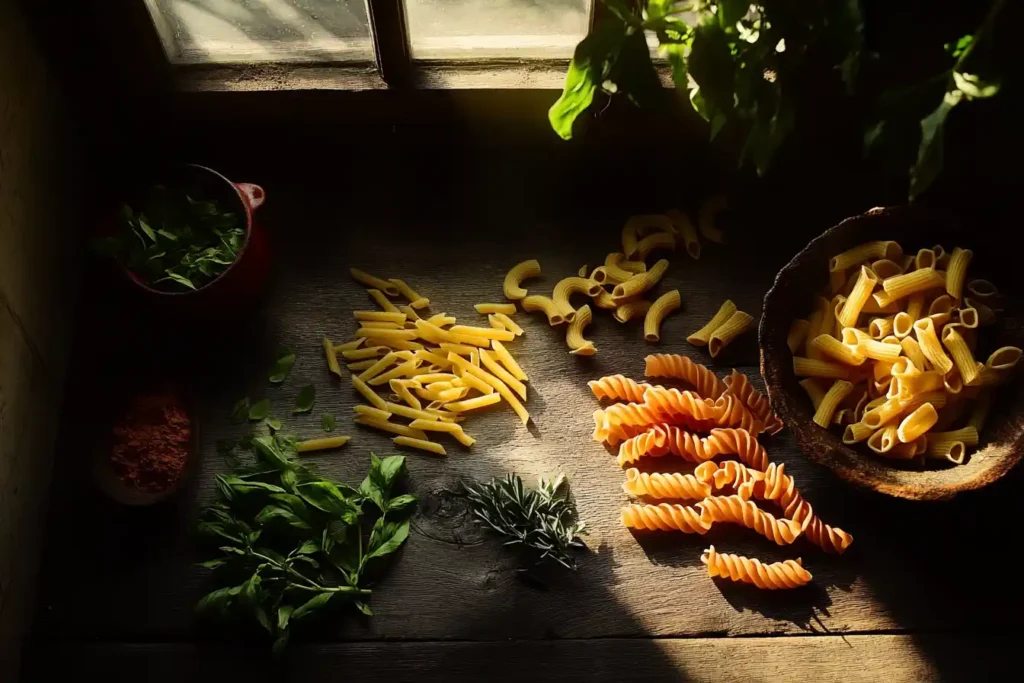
[
  {"x1": 645, "y1": 353, "x2": 726, "y2": 399},
  {"x1": 698, "y1": 495, "x2": 802, "y2": 545},
  {"x1": 644, "y1": 290, "x2": 681, "y2": 342},
  {"x1": 503, "y1": 259, "x2": 541, "y2": 300},
  {"x1": 882, "y1": 268, "x2": 945, "y2": 301},
  {"x1": 810, "y1": 334, "x2": 865, "y2": 366},
  {"x1": 913, "y1": 317, "x2": 954, "y2": 374},
  {"x1": 588, "y1": 374, "x2": 652, "y2": 403},
  {"x1": 622, "y1": 469, "x2": 710, "y2": 500},
  {"x1": 723, "y1": 369, "x2": 784, "y2": 434},
  {"x1": 837, "y1": 266, "x2": 878, "y2": 327},
  {"x1": 392, "y1": 435, "x2": 446, "y2": 456},
  {"x1": 621, "y1": 503, "x2": 710, "y2": 533},
  {"x1": 388, "y1": 278, "x2": 429, "y2": 309},
  {"x1": 700, "y1": 546, "x2": 811, "y2": 590},
  {"x1": 941, "y1": 325, "x2": 981, "y2": 385},
  {"x1": 812, "y1": 380, "x2": 854, "y2": 428},
  {"x1": 474, "y1": 303, "x2": 517, "y2": 315},
  {"x1": 945, "y1": 247, "x2": 972, "y2": 300},
  {"x1": 688, "y1": 299, "x2": 737, "y2": 346},
  {"x1": 565, "y1": 304, "x2": 596, "y2": 356},
  {"x1": 829, "y1": 240, "x2": 902, "y2": 272},
  {"x1": 552, "y1": 276, "x2": 601, "y2": 321}
]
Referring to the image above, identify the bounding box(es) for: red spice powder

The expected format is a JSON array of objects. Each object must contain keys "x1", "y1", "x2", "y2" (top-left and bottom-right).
[{"x1": 110, "y1": 391, "x2": 191, "y2": 492}]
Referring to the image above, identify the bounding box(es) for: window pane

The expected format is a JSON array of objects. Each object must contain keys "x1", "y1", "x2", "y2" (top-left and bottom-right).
[
  {"x1": 145, "y1": 0, "x2": 373, "y2": 64},
  {"x1": 404, "y1": 0, "x2": 592, "y2": 59}
]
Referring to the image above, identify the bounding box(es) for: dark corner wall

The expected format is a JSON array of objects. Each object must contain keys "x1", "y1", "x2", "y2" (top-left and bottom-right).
[{"x1": 0, "y1": 0, "x2": 83, "y2": 675}]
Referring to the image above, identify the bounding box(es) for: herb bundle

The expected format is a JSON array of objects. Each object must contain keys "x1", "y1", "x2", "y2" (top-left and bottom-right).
[
  {"x1": 197, "y1": 438, "x2": 415, "y2": 653},
  {"x1": 464, "y1": 473, "x2": 587, "y2": 571},
  {"x1": 97, "y1": 184, "x2": 245, "y2": 291}
]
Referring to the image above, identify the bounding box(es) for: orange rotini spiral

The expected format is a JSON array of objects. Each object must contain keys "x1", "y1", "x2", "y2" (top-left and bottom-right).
[
  {"x1": 588, "y1": 374, "x2": 653, "y2": 403},
  {"x1": 616, "y1": 425, "x2": 717, "y2": 466},
  {"x1": 701, "y1": 545, "x2": 812, "y2": 590},
  {"x1": 621, "y1": 503, "x2": 711, "y2": 533},
  {"x1": 592, "y1": 410, "x2": 654, "y2": 445},
  {"x1": 707, "y1": 460, "x2": 763, "y2": 500},
  {"x1": 802, "y1": 516, "x2": 854, "y2": 555},
  {"x1": 723, "y1": 369, "x2": 784, "y2": 434},
  {"x1": 623, "y1": 469, "x2": 711, "y2": 500},
  {"x1": 645, "y1": 354, "x2": 727, "y2": 399},
  {"x1": 704, "y1": 428, "x2": 770, "y2": 470},
  {"x1": 642, "y1": 387, "x2": 721, "y2": 424},
  {"x1": 752, "y1": 463, "x2": 813, "y2": 531},
  {"x1": 699, "y1": 495, "x2": 803, "y2": 545},
  {"x1": 596, "y1": 391, "x2": 717, "y2": 445},
  {"x1": 712, "y1": 394, "x2": 765, "y2": 436}
]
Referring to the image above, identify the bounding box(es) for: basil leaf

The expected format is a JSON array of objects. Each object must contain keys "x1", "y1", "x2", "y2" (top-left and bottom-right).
[
  {"x1": 322, "y1": 413, "x2": 337, "y2": 432},
  {"x1": 354, "y1": 600, "x2": 374, "y2": 617},
  {"x1": 296, "y1": 540, "x2": 320, "y2": 555},
  {"x1": 385, "y1": 494, "x2": 418, "y2": 514},
  {"x1": 291, "y1": 592, "x2": 334, "y2": 621},
  {"x1": 252, "y1": 435, "x2": 294, "y2": 471},
  {"x1": 297, "y1": 481, "x2": 360, "y2": 521},
  {"x1": 277, "y1": 605, "x2": 294, "y2": 631},
  {"x1": 137, "y1": 215, "x2": 157, "y2": 241},
  {"x1": 255, "y1": 505, "x2": 312, "y2": 530},
  {"x1": 269, "y1": 349, "x2": 296, "y2": 384},
  {"x1": 248, "y1": 399, "x2": 271, "y2": 421},
  {"x1": 195, "y1": 585, "x2": 241, "y2": 614},
  {"x1": 293, "y1": 385, "x2": 315, "y2": 414},
  {"x1": 367, "y1": 519, "x2": 410, "y2": 560},
  {"x1": 265, "y1": 417, "x2": 283, "y2": 432}
]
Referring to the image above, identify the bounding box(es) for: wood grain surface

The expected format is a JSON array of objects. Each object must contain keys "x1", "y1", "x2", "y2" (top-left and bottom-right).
[{"x1": 25, "y1": 181, "x2": 1024, "y2": 678}]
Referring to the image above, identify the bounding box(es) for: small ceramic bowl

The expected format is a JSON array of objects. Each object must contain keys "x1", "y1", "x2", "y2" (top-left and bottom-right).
[{"x1": 760, "y1": 206, "x2": 1024, "y2": 500}]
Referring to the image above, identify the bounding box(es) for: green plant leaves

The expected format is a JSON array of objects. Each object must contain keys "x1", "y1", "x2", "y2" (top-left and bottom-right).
[
  {"x1": 322, "y1": 414, "x2": 337, "y2": 432},
  {"x1": 265, "y1": 417, "x2": 282, "y2": 433},
  {"x1": 367, "y1": 519, "x2": 410, "y2": 560},
  {"x1": 231, "y1": 397, "x2": 251, "y2": 424},
  {"x1": 952, "y1": 71, "x2": 1000, "y2": 99},
  {"x1": 293, "y1": 385, "x2": 315, "y2": 414},
  {"x1": 256, "y1": 504, "x2": 312, "y2": 530},
  {"x1": 359, "y1": 454, "x2": 407, "y2": 512},
  {"x1": 910, "y1": 90, "x2": 962, "y2": 200},
  {"x1": 291, "y1": 592, "x2": 334, "y2": 621},
  {"x1": 269, "y1": 349, "x2": 296, "y2": 384},
  {"x1": 249, "y1": 399, "x2": 271, "y2": 421}
]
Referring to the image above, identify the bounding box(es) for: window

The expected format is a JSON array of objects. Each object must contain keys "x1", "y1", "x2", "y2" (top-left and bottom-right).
[{"x1": 144, "y1": 0, "x2": 595, "y2": 79}]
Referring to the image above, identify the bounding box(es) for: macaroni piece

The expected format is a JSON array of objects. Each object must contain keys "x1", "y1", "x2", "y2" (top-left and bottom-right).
[
  {"x1": 392, "y1": 435, "x2": 446, "y2": 456},
  {"x1": 636, "y1": 231, "x2": 676, "y2": 261},
  {"x1": 837, "y1": 266, "x2": 878, "y2": 327},
  {"x1": 687, "y1": 299, "x2": 737, "y2": 346},
  {"x1": 697, "y1": 194, "x2": 727, "y2": 244},
  {"x1": 913, "y1": 318, "x2": 953, "y2": 374},
  {"x1": 881, "y1": 268, "x2": 945, "y2": 301},
  {"x1": 503, "y1": 259, "x2": 542, "y2": 300},
  {"x1": 552, "y1": 276, "x2": 601, "y2": 321},
  {"x1": 812, "y1": 380, "x2": 854, "y2": 427},
  {"x1": 612, "y1": 259, "x2": 670, "y2": 301},
  {"x1": 351, "y1": 268, "x2": 400, "y2": 296},
  {"x1": 644, "y1": 290, "x2": 681, "y2": 342},
  {"x1": 613, "y1": 299, "x2": 652, "y2": 323},
  {"x1": 622, "y1": 214, "x2": 674, "y2": 259},
  {"x1": 474, "y1": 303, "x2": 517, "y2": 315},
  {"x1": 565, "y1": 304, "x2": 596, "y2": 356},
  {"x1": 521, "y1": 295, "x2": 565, "y2": 325},
  {"x1": 667, "y1": 209, "x2": 701, "y2": 259},
  {"x1": 945, "y1": 247, "x2": 972, "y2": 300},
  {"x1": 709, "y1": 310, "x2": 754, "y2": 358}
]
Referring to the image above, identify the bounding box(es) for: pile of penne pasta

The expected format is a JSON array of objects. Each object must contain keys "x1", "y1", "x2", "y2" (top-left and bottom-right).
[
  {"x1": 323, "y1": 268, "x2": 531, "y2": 456},
  {"x1": 589, "y1": 354, "x2": 852, "y2": 590},
  {"x1": 790, "y1": 240, "x2": 1021, "y2": 465},
  {"x1": 502, "y1": 197, "x2": 729, "y2": 354}
]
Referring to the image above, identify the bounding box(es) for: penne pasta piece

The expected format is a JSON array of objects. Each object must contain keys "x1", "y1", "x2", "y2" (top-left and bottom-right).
[
  {"x1": 392, "y1": 435, "x2": 446, "y2": 456},
  {"x1": 837, "y1": 266, "x2": 878, "y2": 327},
  {"x1": 867, "y1": 424, "x2": 899, "y2": 454},
  {"x1": 413, "y1": 350, "x2": 452, "y2": 368},
  {"x1": 352, "y1": 376, "x2": 388, "y2": 411},
  {"x1": 830, "y1": 240, "x2": 902, "y2": 272},
  {"x1": 644, "y1": 290, "x2": 682, "y2": 343},
  {"x1": 813, "y1": 380, "x2": 854, "y2": 428},
  {"x1": 367, "y1": 338, "x2": 424, "y2": 352},
  {"x1": 383, "y1": 401, "x2": 446, "y2": 423},
  {"x1": 401, "y1": 305, "x2": 421, "y2": 321},
  {"x1": 811, "y1": 334, "x2": 866, "y2": 366},
  {"x1": 900, "y1": 336, "x2": 928, "y2": 370},
  {"x1": 449, "y1": 325, "x2": 516, "y2": 342},
  {"x1": 870, "y1": 259, "x2": 903, "y2": 280},
  {"x1": 504, "y1": 259, "x2": 542, "y2": 300},
  {"x1": 443, "y1": 392, "x2": 502, "y2": 412},
  {"x1": 913, "y1": 317, "x2": 954, "y2": 374},
  {"x1": 409, "y1": 419, "x2": 475, "y2": 447},
  {"x1": 475, "y1": 303, "x2": 517, "y2": 315},
  {"x1": 360, "y1": 321, "x2": 403, "y2": 330},
  {"x1": 390, "y1": 379, "x2": 422, "y2": 410},
  {"x1": 667, "y1": 209, "x2": 701, "y2": 259},
  {"x1": 843, "y1": 330, "x2": 901, "y2": 364},
  {"x1": 882, "y1": 268, "x2": 945, "y2": 301},
  {"x1": 709, "y1": 311, "x2": 754, "y2": 358},
  {"x1": 945, "y1": 247, "x2": 972, "y2": 300},
  {"x1": 941, "y1": 324, "x2": 982, "y2": 385},
  {"x1": 987, "y1": 346, "x2": 1021, "y2": 372},
  {"x1": 369, "y1": 359, "x2": 422, "y2": 386},
  {"x1": 426, "y1": 313, "x2": 457, "y2": 327},
  {"x1": 343, "y1": 345, "x2": 389, "y2": 361},
  {"x1": 354, "y1": 311, "x2": 406, "y2": 323},
  {"x1": 565, "y1": 304, "x2": 597, "y2": 356},
  {"x1": 296, "y1": 436, "x2": 351, "y2": 453},
  {"x1": 355, "y1": 327, "x2": 417, "y2": 341},
  {"x1": 353, "y1": 405, "x2": 392, "y2": 422},
  {"x1": 697, "y1": 194, "x2": 727, "y2": 243},
  {"x1": 794, "y1": 357, "x2": 859, "y2": 381},
  {"x1": 832, "y1": 408, "x2": 856, "y2": 426},
  {"x1": 612, "y1": 259, "x2": 670, "y2": 301},
  {"x1": 868, "y1": 316, "x2": 893, "y2": 340},
  {"x1": 358, "y1": 352, "x2": 399, "y2": 382},
  {"x1": 897, "y1": 403, "x2": 938, "y2": 443},
  {"x1": 351, "y1": 268, "x2": 400, "y2": 296},
  {"x1": 892, "y1": 312, "x2": 914, "y2": 339},
  {"x1": 929, "y1": 426, "x2": 979, "y2": 450},
  {"x1": 490, "y1": 340, "x2": 528, "y2": 382},
  {"x1": 347, "y1": 359, "x2": 377, "y2": 371},
  {"x1": 787, "y1": 319, "x2": 811, "y2": 354},
  {"x1": 521, "y1": 295, "x2": 565, "y2": 325},
  {"x1": 479, "y1": 349, "x2": 528, "y2": 401},
  {"x1": 622, "y1": 214, "x2": 674, "y2": 258},
  {"x1": 324, "y1": 337, "x2": 343, "y2": 378},
  {"x1": 459, "y1": 370, "x2": 495, "y2": 395},
  {"x1": 799, "y1": 378, "x2": 829, "y2": 410},
  {"x1": 386, "y1": 278, "x2": 429, "y2": 309},
  {"x1": 925, "y1": 440, "x2": 965, "y2": 465},
  {"x1": 688, "y1": 300, "x2": 737, "y2": 346},
  {"x1": 367, "y1": 289, "x2": 399, "y2": 312},
  {"x1": 334, "y1": 338, "x2": 366, "y2": 353},
  {"x1": 438, "y1": 342, "x2": 475, "y2": 356},
  {"x1": 843, "y1": 421, "x2": 875, "y2": 444},
  {"x1": 489, "y1": 313, "x2": 524, "y2": 336}
]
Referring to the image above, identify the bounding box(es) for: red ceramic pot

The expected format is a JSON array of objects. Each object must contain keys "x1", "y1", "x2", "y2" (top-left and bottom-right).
[{"x1": 119, "y1": 164, "x2": 270, "y2": 309}]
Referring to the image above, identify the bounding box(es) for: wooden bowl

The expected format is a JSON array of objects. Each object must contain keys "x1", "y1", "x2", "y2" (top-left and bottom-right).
[{"x1": 759, "y1": 206, "x2": 1024, "y2": 500}]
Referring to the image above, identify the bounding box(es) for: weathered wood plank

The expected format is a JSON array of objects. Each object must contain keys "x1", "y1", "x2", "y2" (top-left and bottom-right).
[
  {"x1": 30, "y1": 208, "x2": 1024, "y2": 645},
  {"x1": 22, "y1": 634, "x2": 1018, "y2": 682}
]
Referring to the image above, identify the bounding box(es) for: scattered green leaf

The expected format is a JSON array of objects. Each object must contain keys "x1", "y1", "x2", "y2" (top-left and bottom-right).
[
  {"x1": 249, "y1": 399, "x2": 271, "y2": 421},
  {"x1": 293, "y1": 385, "x2": 315, "y2": 414},
  {"x1": 322, "y1": 414, "x2": 337, "y2": 432},
  {"x1": 265, "y1": 417, "x2": 283, "y2": 432},
  {"x1": 269, "y1": 349, "x2": 295, "y2": 384}
]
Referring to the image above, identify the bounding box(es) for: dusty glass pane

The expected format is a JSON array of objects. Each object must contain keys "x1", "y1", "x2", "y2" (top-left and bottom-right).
[
  {"x1": 145, "y1": 0, "x2": 373, "y2": 64},
  {"x1": 404, "y1": 0, "x2": 592, "y2": 59}
]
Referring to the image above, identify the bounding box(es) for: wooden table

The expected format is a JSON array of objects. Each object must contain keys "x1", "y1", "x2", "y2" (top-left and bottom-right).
[{"x1": 22, "y1": 173, "x2": 1023, "y2": 682}]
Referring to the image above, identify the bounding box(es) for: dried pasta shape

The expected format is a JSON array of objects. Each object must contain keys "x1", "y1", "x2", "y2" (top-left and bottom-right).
[
  {"x1": 644, "y1": 290, "x2": 682, "y2": 343},
  {"x1": 709, "y1": 460, "x2": 763, "y2": 500},
  {"x1": 698, "y1": 495, "x2": 803, "y2": 545},
  {"x1": 623, "y1": 469, "x2": 711, "y2": 500},
  {"x1": 588, "y1": 375, "x2": 653, "y2": 403},
  {"x1": 803, "y1": 517, "x2": 854, "y2": 555},
  {"x1": 644, "y1": 354, "x2": 727, "y2": 399},
  {"x1": 642, "y1": 387, "x2": 721, "y2": 425},
  {"x1": 553, "y1": 276, "x2": 601, "y2": 322},
  {"x1": 621, "y1": 503, "x2": 711, "y2": 533},
  {"x1": 701, "y1": 546, "x2": 812, "y2": 590},
  {"x1": 750, "y1": 463, "x2": 814, "y2": 531},
  {"x1": 622, "y1": 214, "x2": 674, "y2": 259},
  {"x1": 723, "y1": 369, "x2": 784, "y2": 434},
  {"x1": 521, "y1": 295, "x2": 564, "y2": 326},
  {"x1": 711, "y1": 394, "x2": 765, "y2": 435},
  {"x1": 593, "y1": 408, "x2": 662, "y2": 445},
  {"x1": 565, "y1": 304, "x2": 597, "y2": 356},
  {"x1": 616, "y1": 425, "x2": 717, "y2": 466},
  {"x1": 503, "y1": 259, "x2": 541, "y2": 300},
  {"x1": 706, "y1": 428, "x2": 770, "y2": 470}
]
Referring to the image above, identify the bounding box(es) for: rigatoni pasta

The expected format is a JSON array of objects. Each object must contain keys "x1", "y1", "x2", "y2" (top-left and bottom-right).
[
  {"x1": 709, "y1": 310, "x2": 754, "y2": 358},
  {"x1": 689, "y1": 300, "x2": 737, "y2": 346}
]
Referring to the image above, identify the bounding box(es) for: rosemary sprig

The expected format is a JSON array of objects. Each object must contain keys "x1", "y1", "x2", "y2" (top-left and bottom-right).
[{"x1": 464, "y1": 473, "x2": 587, "y2": 571}]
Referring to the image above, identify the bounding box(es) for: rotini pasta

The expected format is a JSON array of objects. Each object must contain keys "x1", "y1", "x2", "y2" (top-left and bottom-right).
[
  {"x1": 701, "y1": 546, "x2": 812, "y2": 590},
  {"x1": 688, "y1": 300, "x2": 738, "y2": 346},
  {"x1": 703, "y1": 460, "x2": 762, "y2": 500},
  {"x1": 644, "y1": 290, "x2": 681, "y2": 342},
  {"x1": 588, "y1": 375, "x2": 652, "y2": 403},
  {"x1": 503, "y1": 259, "x2": 541, "y2": 300},
  {"x1": 723, "y1": 370, "x2": 784, "y2": 434},
  {"x1": 612, "y1": 259, "x2": 670, "y2": 302},
  {"x1": 615, "y1": 425, "x2": 768, "y2": 469},
  {"x1": 621, "y1": 503, "x2": 710, "y2": 533},
  {"x1": 802, "y1": 516, "x2": 854, "y2": 554},
  {"x1": 698, "y1": 495, "x2": 803, "y2": 545},
  {"x1": 645, "y1": 353, "x2": 727, "y2": 399},
  {"x1": 623, "y1": 469, "x2": 711, "y2": 500},
  {"x1": 565, "y1": 304, "x2": 597, "y2": 356},
  {"x1": 709, "y1": 310, "x2": 754, "y2": 358}
]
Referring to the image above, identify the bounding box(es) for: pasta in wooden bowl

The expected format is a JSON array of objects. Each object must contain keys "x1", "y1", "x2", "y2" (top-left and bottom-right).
[{"x1": 760, "y1": 206, "x2": 1024, "y2": 500}]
